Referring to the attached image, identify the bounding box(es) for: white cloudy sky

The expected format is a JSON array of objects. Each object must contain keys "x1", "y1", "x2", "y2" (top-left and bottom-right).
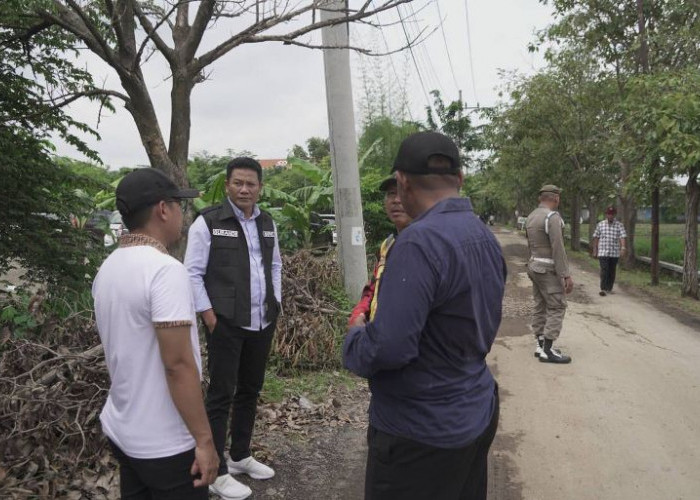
[{"x1": 54, "y1": 0, "x2": 554, "y2": 168}]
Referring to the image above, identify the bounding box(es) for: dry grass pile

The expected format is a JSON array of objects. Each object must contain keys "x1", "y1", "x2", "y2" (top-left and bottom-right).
[
  {"x1": 274, "y1": 251, "x2": 349, "y2": 371},
  {"x1": 0, "y1": 321, "x2": 117, "y2": 498},
  {"x1": 0, "y1": 251, "x2": 348, "y2": 497}
]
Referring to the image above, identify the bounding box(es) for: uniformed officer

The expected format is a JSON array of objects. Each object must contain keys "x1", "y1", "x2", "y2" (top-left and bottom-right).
[
  {"x1": 525, "y1": 184, "x2": 573, "y2": 364},
  {"x1": 184, "y1": 157, "x2": 282, "y2": 500}
]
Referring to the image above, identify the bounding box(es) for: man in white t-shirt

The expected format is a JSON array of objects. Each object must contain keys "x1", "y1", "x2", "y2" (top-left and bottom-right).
[{"x1": 93, "y1": 168, "x2": 220, "y2": 499}]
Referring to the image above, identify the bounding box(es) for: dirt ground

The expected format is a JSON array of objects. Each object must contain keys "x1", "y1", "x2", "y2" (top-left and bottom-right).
[{"x1": 221, "y1": 227, "x2": 700, "y2": 500}]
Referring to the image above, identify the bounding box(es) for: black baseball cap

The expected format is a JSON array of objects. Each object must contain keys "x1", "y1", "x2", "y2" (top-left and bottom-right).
[
  {"x1": 391, "y1": 131, "x2": 460, "y2": 175},
  {"x1": 378, "y1": 176, "x2": 397, "y2": 192},
  {"x1": 116, "y1": 168, "x2": 199, "y2": 216}
]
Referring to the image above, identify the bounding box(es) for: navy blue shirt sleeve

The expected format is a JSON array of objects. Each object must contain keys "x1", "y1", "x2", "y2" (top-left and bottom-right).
[{"x1": 343, "y1": 239, "x2": 438, "y2": 378}]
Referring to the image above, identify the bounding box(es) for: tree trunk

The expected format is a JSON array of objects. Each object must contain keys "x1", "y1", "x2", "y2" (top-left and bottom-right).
[
  {"x1": 570, "y1": 194, "x2": 581, "y2": 251},
  {"x1": 620, "y1": 160, "x2": 637, "y2": 269},
  {"x1": 682, "y1": 168, "x2": 699, "y2": 299},
  {"x1": 650, "y1": 183, "x2": 660, "y2": 285},
  {"x1": 118, "y1": 70, "x2": 177, "y2": 176},
  {"x1": 168, "y1": 69, "x2": 195, "y2": 186},
  {"x1": 587, "y1": 199, "x2": 598, "y2": 244}
]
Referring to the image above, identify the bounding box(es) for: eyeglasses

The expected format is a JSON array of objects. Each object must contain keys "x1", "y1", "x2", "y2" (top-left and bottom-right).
[{"x1": 165, "y1": 199, "x2": 189, "y2": 210}]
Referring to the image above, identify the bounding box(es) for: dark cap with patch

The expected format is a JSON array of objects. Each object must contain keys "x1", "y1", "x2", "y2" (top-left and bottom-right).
[
  {"x1": 116, "y1": 168, "x2": 199, "y2": 216},
  {"x1": 391, "y1": 131, "x2": 460, "y2": 175},
  {"x1": 605, "y1": 205, "x2": 617, "y2": 214},
  {"x1": 539, "y1": 184, "x2": 562, "y2": 195},
  {"x1": 378, "y1": 176, "x2": 397, "y2": 192}
]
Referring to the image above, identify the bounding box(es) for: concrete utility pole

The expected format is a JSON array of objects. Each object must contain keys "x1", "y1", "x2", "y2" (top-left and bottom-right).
[{"x1": 321, "y1": 0, "x2": 368, "y2": 301}]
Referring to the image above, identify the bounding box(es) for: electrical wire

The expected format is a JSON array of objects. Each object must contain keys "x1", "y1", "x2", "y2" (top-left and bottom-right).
[
  {"x1": 370, "y1": 0, "x2": 415, "y2": 121},
  {"x1": 463, "y1": 0, "x2": 479, "y2": 103},
  {"x1": 436, "y1": 0, "x2": 461, "y2": 93},
  {"x1": 396, "y1": 3, "x2": 438, "y2": 124}
]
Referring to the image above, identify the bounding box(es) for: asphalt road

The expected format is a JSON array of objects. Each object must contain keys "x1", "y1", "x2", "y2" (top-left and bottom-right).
[{"x1": 489, "y1": 228, "x2": 700, "y2": 500}]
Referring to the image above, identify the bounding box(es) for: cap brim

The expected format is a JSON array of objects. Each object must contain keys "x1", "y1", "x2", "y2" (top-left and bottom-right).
[
  {"x1": 173, "y1": 188, "x2": 199, "y2": 199},
  {"x1": 379, "y1": 178, "x2": 397, "y2": 191}
]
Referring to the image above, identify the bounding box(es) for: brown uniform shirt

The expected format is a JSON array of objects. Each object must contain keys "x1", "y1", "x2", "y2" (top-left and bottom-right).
[{"x1": 525, "y1": 204, "x2": 570, "y2": 279}]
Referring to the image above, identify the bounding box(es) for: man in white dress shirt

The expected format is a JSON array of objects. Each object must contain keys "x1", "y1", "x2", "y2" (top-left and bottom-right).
[{"x1": 185, "y1": 157, "x2": 282, "y2": 500}]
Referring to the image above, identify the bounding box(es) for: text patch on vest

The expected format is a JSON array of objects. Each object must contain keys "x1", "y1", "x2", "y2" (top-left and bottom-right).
[
  {"x1": 262, "y1": 231, "x2": 275, "y2": 238},
  {"x1": 213, "y1": 229, "x2": 238, "y2": 237}
]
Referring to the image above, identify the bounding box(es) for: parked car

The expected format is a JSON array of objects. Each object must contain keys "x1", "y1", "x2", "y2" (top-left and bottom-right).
[
  {"x1": 318, "y1": 213, "x2": 337, "y2": 245},
  {"x1": 309, "y1": 212, "x2": 335, "y2": 249},
  {"x1": 83, "y1": 210, "x2": 112, "y2": 243},
  {"x1": 103, "y1": 210, "x2": 128, "y2": 246}
]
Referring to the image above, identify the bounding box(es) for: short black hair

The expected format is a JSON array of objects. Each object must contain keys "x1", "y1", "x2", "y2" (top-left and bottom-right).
[
  {"x1": 226, "y1": 157, "x2": 263, "y2": 182},
  {"x1": 122, "y1": 204, "x2": 156, "y2": 231}
]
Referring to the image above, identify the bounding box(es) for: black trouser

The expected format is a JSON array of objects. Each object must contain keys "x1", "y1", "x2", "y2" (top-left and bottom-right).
[
  {"x1": 206, "y1": 318, "x2": 275, "y2": 476},
  {"x1": 365, "y1": 386, "x2": 499, "y2": 500},
  {"x1": 108, "y1": 440, "x2": 208, "y2": 500},
  {"x1": 599, "y1": 257, "x2": 619, "y2": 292}
]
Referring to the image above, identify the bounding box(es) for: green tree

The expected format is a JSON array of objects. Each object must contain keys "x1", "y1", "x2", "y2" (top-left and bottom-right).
[
  {"x1": 13, "y1": 0, "x2": 412, "y2": 190},
  {"x1": 425, "y1": 90, "x2": 479, "y2": 170},
  {"x1": 1, "y1": 3, "x2": 106, "y2": 289},
  {"x1": 538, "y1": 0, "x2": 700, "y2": 276},
  {"x1": 624, "y1": 69, "x2": 700, "y2": 298}
]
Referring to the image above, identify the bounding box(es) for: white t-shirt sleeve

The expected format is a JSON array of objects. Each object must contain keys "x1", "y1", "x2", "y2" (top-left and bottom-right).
[{"x1": 151, "y1": 261, "x2": 195, "y2": 325}]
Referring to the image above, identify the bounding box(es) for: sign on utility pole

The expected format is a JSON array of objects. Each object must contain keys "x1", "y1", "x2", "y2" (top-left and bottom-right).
[{"x1": 321, "y1": 1, "x2": 368, "y2": 302}]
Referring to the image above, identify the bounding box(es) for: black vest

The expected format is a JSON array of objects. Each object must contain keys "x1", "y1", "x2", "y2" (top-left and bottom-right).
[{"x1": 200, "y1": 201, "x2": 279, "y2": 327}]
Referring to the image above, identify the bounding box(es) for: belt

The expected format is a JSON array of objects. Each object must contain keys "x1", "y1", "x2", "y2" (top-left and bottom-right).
[{"x1": 531, "y1": 257, "x2": 555, "y2": 264}]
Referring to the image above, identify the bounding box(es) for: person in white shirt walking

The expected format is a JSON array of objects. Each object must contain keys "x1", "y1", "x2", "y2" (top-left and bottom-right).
[
  {"x1": 592, "y1": 206, "x2": 628, "y2": 296},
  {"x1": 185, "y1": 157, "x2": 282, "y2": 500},
  {"x1": 92, "y1": 168, "x2": 218, "y2": 499}
]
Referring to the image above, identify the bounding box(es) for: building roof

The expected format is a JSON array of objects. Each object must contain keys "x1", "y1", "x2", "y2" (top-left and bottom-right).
[{"x1": 258, "y1": 159, "x2": 288, "y2": 170}]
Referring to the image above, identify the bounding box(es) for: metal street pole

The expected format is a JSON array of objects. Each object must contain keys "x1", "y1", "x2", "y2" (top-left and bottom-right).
[{"x1": 321, "y1": 0, "x2": 368, "y2": 301}]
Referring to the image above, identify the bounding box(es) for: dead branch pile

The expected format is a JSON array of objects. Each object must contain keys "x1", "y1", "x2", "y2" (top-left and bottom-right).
[
  {"x1": 0, "y1": 323, "x2": 117, "y2": 498},
  {"x1": 274, "y1": 251, "x2": 349, "y2": 371},
  {"x1": 0, "y1": 251, "x2": 348, "y2": 496}
]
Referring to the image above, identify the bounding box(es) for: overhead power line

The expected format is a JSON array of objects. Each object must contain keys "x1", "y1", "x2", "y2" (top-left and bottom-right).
[
  {"x1": 406, "y1": 1, "x2": 444, "y2": 97},
  {"x1": 435, "y1": 0, "x2": 460, "y2": 94},
  {"x1": 370, "y1": 0, "x2": 415, "y2": 122},
  {"x1": 396, "y1": 4, "x2": 437, "y2": 125},
  {"x1": 463, "y1": 0, "x2": 479, "y2": 103}
]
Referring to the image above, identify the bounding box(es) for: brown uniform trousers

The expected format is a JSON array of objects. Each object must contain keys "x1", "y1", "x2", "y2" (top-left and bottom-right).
[
  {"x1": 525, "y1": 205, "x2": 570, "y2": 341},
  {"x1": 527, "y1": 269, "x2": 567, "y2": 340}
]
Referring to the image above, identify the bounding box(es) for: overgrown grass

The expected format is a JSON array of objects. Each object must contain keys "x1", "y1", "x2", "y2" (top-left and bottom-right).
[
  {"x1": 568, "y1": 249, "x2": 700, "y2": 316},
  {"x1": 261, "y1": 368, "x2": 358, "y2": 404},
  {"x1": 578, "y1": 223, "x2": 698, "y2": 267}
]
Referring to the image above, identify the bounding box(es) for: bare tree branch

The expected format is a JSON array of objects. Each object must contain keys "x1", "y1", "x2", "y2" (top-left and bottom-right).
[
  {"x1": 195, "y1": 0, "x2": 416, "y2": 71},
  {"x1": 132, "y1": 1, "x2": 176, "y2": 66},
  {"x1": 50, "y1": 89, "x2": 132, "y2": 109},
  {"x1": 184, "y1": 0, "x2": 216, "y2": 61},
  {"x1": 134, "y1": 1, "x2": 183, "y2": 69},
  {"x1": 38, "y1": 3, "x2": 111, "y2": 63},
  {"x1": 63, "y1": 0, "x2": 119, "y2": 67}
]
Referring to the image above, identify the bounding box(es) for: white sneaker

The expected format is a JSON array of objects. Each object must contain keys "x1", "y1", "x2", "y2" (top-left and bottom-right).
[
  {"x1": 227, "y1": 456, "x2": 275, "y2": 480},
  {"x1": 209, "y1": 474, "x2": 252, "y2": 500}
]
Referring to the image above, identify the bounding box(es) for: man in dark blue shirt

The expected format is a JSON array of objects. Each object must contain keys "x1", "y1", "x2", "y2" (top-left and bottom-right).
[{"x1": 344, "y1": 131, "x2": 506, "y2": 500}]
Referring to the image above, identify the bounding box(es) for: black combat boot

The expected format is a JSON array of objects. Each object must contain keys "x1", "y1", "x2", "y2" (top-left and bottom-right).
[
  {"x1": 539, "y1": 338, "x2": 572, "y2": 364},
  {"x1": 534, "y1": 335, "x2": 544, "y2": 358}
]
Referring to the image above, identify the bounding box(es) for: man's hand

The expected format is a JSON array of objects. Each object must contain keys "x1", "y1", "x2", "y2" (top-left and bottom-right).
[
  {"x1": 621, "y1": 246, "x2": 627, "y2": 257},
  {"x1": 191, "y1": 439, "x2": 219, "y2": 487},
  {"x1": 563, "y1": 276, "x2": 574, "y2": 294},
  {"x1": 201, "y1": 309, "x2": 217, "y2": 333},
  {"x1": 592, "y1": 248, "x2": 598, "y2": 258},
  {"x1": 349, "y1": 313, "x2": 366, "y2": 328}
]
